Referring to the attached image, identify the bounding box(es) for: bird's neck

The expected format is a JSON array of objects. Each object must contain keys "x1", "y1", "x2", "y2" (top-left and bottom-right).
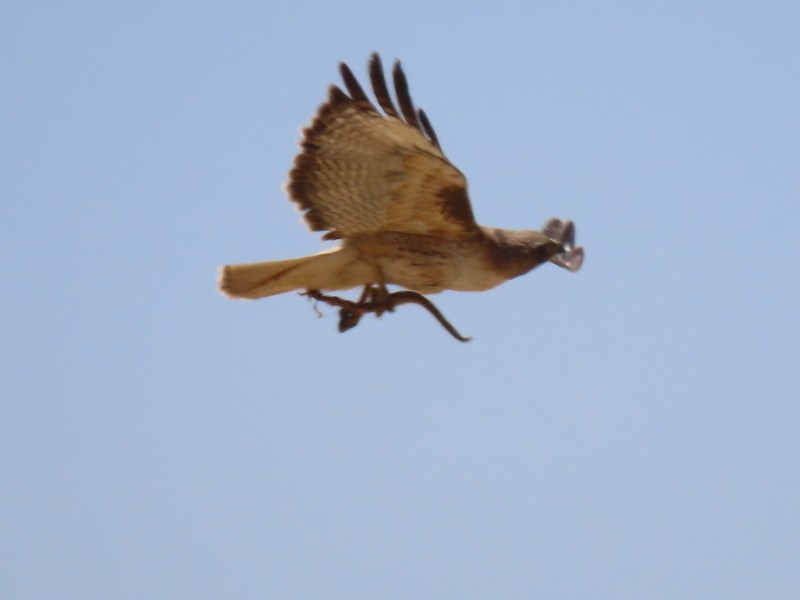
[{"x1": 481, "y1": 227, "x2": 564, "y2": 281}]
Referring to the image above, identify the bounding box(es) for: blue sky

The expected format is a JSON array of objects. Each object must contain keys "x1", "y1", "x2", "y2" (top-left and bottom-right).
[{"x1": 2, "y1": 2, "x2": 798, "y2": 598}]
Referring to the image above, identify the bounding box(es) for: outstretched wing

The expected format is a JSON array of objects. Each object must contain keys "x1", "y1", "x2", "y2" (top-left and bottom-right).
[{"x1": 287, "y1": 53, "x2": 479, "y2": 241}]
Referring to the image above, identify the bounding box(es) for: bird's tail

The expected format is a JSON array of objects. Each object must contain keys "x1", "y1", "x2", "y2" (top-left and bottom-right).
[
  {"x1": 543, "y1": 218, "x2": 584, "y2": 272},
  {"x1": 218, "y1": 247, "x2": 364, "y2": 299}
]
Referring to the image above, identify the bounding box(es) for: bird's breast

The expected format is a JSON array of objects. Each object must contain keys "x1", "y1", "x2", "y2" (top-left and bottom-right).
[{"x1": 346, "y1": 232, "x2": 507, "y2": 294}]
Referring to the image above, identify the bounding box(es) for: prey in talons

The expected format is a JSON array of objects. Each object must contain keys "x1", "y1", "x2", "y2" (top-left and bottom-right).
[{"x1": 302, "y1": 285, "x2": 472, "y2": 342}]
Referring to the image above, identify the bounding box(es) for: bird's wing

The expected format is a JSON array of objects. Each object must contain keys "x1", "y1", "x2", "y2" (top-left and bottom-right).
[{"x1": 287, "y1": 53, "x2": 479, "y2": 241}]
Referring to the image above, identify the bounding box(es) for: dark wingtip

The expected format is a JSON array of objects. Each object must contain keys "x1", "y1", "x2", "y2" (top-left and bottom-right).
[
  {"x1": 392, "y1": 59, "x2": 421, "y2": 130},
  {"x1": 369, "y1": 52, "x2": 400, "y2": 119},
  {"x1": 327, "y1": 84, "x2": 349, "y2": 105},
  {"x1": 339, "y1": 61, "x2": 373, "y2": 109},
  {"x1": 417, "y1": 108, "x2": 440, "y2": 149}
]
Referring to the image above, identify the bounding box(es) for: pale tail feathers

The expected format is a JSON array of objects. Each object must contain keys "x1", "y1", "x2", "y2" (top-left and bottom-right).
[
  {"x1": 543, "y1": 218, "x2": 584, "y2": 272},
  {"x1": 218, "y1": 247, "x2": 368, "y2": 299}
]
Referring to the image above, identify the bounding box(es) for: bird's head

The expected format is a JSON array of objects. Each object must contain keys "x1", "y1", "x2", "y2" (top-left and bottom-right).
[{"x1": 543, "y1": 218, "x2": 584, "y2": 272}]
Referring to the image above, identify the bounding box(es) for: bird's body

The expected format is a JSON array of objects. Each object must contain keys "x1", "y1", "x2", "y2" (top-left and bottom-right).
[
  {"x1": 221, "y1": 227, "x2": 562, "y2": 299},
  {"x1": 348, "y1": 230, "x2": 512, "y2": 294},
  {"x1": 219, "y1": 53, "x2": 583, "y2": 336}
]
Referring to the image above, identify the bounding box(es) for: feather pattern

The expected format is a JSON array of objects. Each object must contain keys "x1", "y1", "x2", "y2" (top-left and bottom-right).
[
  {"x1": 287, "y1": 53, "x2": 477, "y2": 240},
  {"x1": 220, "y1": 53, "x2": 584, "y2": 326}
]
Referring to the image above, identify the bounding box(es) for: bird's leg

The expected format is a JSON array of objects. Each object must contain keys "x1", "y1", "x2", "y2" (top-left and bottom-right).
[
  {"x1": 363, "y1": 283, "x2": 394, "y2": 317},
  {"x1": 356, "y1": 284, "x2": 375, "y2": 304}
]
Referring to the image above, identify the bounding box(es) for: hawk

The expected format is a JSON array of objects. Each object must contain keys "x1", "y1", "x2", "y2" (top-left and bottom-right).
[{"x1": 219, "y1": 53, "x2": 583, "y2": 340}]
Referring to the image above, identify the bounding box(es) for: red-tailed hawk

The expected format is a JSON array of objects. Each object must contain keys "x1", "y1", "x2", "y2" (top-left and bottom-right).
[{"x1": 219, "y1": 53, "x2": 583, "y2": 340}]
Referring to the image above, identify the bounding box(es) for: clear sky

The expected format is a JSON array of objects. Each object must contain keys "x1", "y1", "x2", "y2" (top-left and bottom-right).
[{"x1": 2, "y1": 2, "x2": 798, "y2": 598}]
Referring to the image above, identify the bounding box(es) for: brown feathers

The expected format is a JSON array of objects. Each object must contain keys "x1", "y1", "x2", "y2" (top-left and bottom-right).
[
  {"x1": 221, "y1": 53, "x2": 584, "y2": 341},
  {"x1": 287, "y1": 53, "x2": 476, "y2": 240}
]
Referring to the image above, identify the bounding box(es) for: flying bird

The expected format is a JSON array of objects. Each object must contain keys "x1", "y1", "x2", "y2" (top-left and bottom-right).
[{"x1": 219, "y1": 53, "x2": 583, "y2": 341}]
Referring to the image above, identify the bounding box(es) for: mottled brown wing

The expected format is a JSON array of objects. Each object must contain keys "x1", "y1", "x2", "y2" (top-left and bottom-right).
[{"x1": 286, "y1": 53, "x2": 479, "y2": 241}]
